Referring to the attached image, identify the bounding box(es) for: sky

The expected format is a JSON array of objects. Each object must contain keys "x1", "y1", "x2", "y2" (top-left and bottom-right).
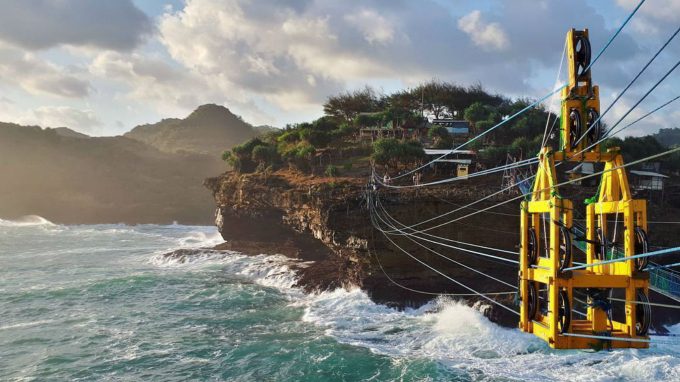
[{"x1": 0, "y1": 0, "x2": 678, "y2": 137}]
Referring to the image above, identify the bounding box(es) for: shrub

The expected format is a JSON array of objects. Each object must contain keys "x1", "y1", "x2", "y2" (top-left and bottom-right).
[
  {"x1": 372, "y1": 138, "x2": 426, "y2": 167},
  {"x1": 299, "y1": 128, "x2": 332, "y2": 147},
  {"x1": 325, "y1": 164, "x2": 339, "y2": 177},
  {"x1": 428, "y1": 125, "x2": 453, "y2": 149}
]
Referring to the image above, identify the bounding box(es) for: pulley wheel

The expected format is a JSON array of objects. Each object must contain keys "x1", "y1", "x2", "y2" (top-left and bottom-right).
[
  {"x1": 574, "y1": 35, "x2": 592, "y2": 78},
  {"x1": 558, "y1": 225, "x2": 572, "y2": 272},
  {"x1": 557, "y1": 290, "x2": 571, "y2": 334},
  {"x1": 586, "y1": 108, "x2": 603, "y2": 144},
  {"x1": 527, "y1": 227, "x2": 538, "y2": 265},
  {"x1": 634, "y1": 227, "x2": 649, "y2": 271},
  {"x1": 635, "y1": 289, "x2": 651, "y2": 336},
  {"x1": 569, "y1": 109, "x2": 582, "y2": 150},
  {"x1": 595, "y1": 228, "x2": 607, "y2": 261},
  {"x1": 527, "y1": 282, "x2": 538, "y2": 320}
]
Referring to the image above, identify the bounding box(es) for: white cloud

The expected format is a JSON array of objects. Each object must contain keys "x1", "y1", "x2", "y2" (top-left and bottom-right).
[
  {"x1": 89, "y1": 50, "x2": 276, "y2": 124},
  {"x1": 345, "y1": 9, "x2": 395, "y2": 45},
  {"x1": 0, "y1": 0, "x2": 152, "y2": 51},
  {"x1": 0, "y1": 43, "x2": 91, "y2": 98},
  {"x1": 457, "y1": 10, "x2": 509, "y2": 51},
  {"x1": 617, "y1": 0, "x2": 680, "y2": 24},
  {"x1": 30, "y1": 106, "x2": 102, "y2": 132}
]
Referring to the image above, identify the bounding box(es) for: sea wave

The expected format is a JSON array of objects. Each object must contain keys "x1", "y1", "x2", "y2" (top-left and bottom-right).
[
  {"x1": 148, "y1": 248, "x2": 680, "y2": 381},
  {"x1": 0, "y1": 215, "x2": 56, "y2": 227}
]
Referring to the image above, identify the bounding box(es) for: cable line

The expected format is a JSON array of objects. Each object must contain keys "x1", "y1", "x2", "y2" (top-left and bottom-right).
[
  {"x1": 583, "y1": 0, "x2": 646, "y2": 73},
  {"x1": 372, "y1": 208, "x2": 517, "y2": 288},
  {"x1": 388, "y1": 0, "x2": 645, "y2": 182},
  {"x1": 562, "y1": 247, "x2": 680, "y2": 271},
  {"x1": 372, "y1": 214, "x2": 521, "y2": 316},
  {"x1": 574, "y1": 25, "x2": 680, "y2": 147}
]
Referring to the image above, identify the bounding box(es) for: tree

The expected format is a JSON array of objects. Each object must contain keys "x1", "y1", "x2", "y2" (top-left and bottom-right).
[
  {"x1": 464, "y1": 102, "x2": 491, "y2": 124},
  {"x1": 251, "y1": 144, "x2": 277, "y2": 168},
  {"x1": 428, "y1": 125, "x2": 453, "y2": 149},
  {"x1": 323, "y1": 86, "x2": 380, "y2": 122},
  {"x1": 372, "y1": 138, "x2": 426, "y2": 167}
]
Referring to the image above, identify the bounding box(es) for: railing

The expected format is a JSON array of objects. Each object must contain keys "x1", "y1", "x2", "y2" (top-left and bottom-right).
[{"x1": 569, "y1": 223, "x2": 680, "y2": 300}]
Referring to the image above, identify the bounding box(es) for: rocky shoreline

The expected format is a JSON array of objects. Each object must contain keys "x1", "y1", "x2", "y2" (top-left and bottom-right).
[{"x1": 198, "y1": 169, "x2": 680, "y2": 330}]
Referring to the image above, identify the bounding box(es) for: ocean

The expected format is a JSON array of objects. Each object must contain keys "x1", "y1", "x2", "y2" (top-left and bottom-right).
[{"x1": 0, "y1": 218, "x2": 678, "y2": 381}]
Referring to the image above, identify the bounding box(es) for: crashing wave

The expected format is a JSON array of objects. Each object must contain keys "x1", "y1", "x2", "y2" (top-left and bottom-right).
[{"x1": 0, "y1": 215, "x2": 56, "y2": 227}]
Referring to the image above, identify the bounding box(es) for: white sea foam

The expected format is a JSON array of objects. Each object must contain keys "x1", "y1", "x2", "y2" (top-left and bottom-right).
[
  {"x1": 147, "y1": 243, "x2": 680, "y2": 381},
  {"x1": 150, "y1": 250, "x2": 300, "y2": 290},
  {"x1": 175, "y1": 229, "x2": 224, "y2": 248},
  {"x1": 0, "y1": 215, "x2": 56, "y2": 227}
]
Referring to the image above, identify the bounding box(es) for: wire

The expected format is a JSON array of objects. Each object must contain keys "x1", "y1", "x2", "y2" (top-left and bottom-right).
[
  {"x1": 372, "y1": 208, "x2": 518, "y2": 288},
  {"x1": 372, "y1": 201, "x2": 519, "y2": 265},
  {"x1": 574, "y1": 25, "x2": 680, "y2": 147},
  {"x1": 405, "y1": 146, "x2": 680, "y2": 234},
  {"x1": 606, "y1": 95, "x2": 680, "y2": 138},
  {"x1": 583, "y1": 0, "x2": 646, "y2": 73},
  {"x1": 542, "y1": 40, "x2": 567, "y2": 147},
  {"x1": 562, "y1": 246, "x2": 680, "y2": 271},
  {"x1": 371, "y1": 211, "x2": 521, "y2": 316},
  {"x1": 607, "y1": 297, "x2": 680, "y2": 310},
  {"x1": 377, "y1": 199, "x2": 518, "y2": 255},
  {"x1": 390, "y1": 87, "x2": 564, "y2": 181},
  {"x1": 369, "y1": 242, "x2": 516, "y2": 297},
  {"x1": 376, "y1": 157, "x2": 538, "y2": 189}
]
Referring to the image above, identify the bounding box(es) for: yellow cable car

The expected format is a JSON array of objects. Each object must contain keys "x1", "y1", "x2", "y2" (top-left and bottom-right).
[{"x1": 518, "y1": 29, "x2": 650, "y2": 349}]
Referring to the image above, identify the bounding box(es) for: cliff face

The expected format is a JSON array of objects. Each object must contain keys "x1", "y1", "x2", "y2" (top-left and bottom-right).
[
  {"x1": 205, "y1": 169, "x2": 680, "y2": 330},
  {"x1": 204, "y1": 170, "x2": 524, "y2": 324}
]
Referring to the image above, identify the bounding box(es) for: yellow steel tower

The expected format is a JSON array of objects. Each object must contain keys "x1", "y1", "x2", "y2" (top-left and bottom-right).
[{"x1": 519, "y1": 29, "x2": 651, "y2": 349}]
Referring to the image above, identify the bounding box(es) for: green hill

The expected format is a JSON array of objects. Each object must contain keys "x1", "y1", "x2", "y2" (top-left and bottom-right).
[{"x1": 124, "y1": 104, "x2": 257, "y2": 156}]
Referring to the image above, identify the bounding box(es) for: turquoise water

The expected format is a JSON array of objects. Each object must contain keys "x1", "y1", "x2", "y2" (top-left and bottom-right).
[{"x1": 1, "y1": 218, "x2": 678, "y2": 381}]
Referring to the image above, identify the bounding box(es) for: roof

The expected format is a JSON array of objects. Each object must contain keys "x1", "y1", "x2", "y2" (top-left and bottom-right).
[
  {"x1": 566, "y1": 162, "x2": 595, "y2": 175},
  {"x1": 424, "y1": 149, "x2": 476, "y2": 155},
  {"x1": 630, "y1": 170, "x2": 669, "y2": 178},
  {"x1": 429, "y1": 119, "x2": 470, "y2": 129}
]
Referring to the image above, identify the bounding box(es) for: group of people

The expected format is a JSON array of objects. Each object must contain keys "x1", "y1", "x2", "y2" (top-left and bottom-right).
[
  {"x1": 412, "y1": 172, "x2": 423, "y2": 185},
  {"x1": 381, "y1": 171, "x2": 423, "y2": 186}
]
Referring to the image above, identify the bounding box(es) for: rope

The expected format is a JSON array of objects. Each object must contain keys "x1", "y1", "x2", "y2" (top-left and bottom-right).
[
  {"x1": 374, "y1": 209, "x2": 518, "y2": 289},
  {"x1": 583, "y1": 0, "x2": 646, "y2": 73},
  {"x1": 562, "y1": 246, "x2": 680, "y2": 271},
  {"x1": 390, "y1": 87, "x2": 563, "y2": 181},
  {"x1": 376, "y1": 157, "x2": 538, "y2": 189},
  {"x1": 542, "y1": 39, "x2": 567, "y2": 147},
  {"x1": 573, "y1": 24, "x2": 680, "y2": 147},
  {"x1": 561, "y1": 332, "x2": 655, "y2": 344},
  {"x1": 371, "y1": 212, "x2": 521, "y2": 316},
  {"x1": 390, "y1": 89, "x2": 678, "y2": 234},
  {"x1": 602, "y1": 57, "x2": 680, "y2": 138},
  {"x1": 606, "y1": 94, "x2": 680, "y2": 138},
  {"x1": 372, "y1": 201, "x2": 519, "y2": 265},
  {"x1": 369, "y1": 242, "x2": 516, "y2": 297},
  {"x1": 377, "y1": 199, "x2": 518, "y2": 255},
  {"x1": 607, "y1": 297, "x2": 680, "y2": 310},
  {"x1": 411, "y1": 147, "x2": 680, "y2": 234}
]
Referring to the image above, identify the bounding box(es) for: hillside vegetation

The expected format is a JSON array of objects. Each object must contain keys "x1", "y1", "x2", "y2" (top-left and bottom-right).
[
  {"x1": 0, "y1": 104, "x2": 258, "y2": 224},
  {"x1": 125, "y1": 104, "x2": 256, "y2": 156},
  {"x1": 221, "y1": 81, "x2": 680, "y2": 179}
]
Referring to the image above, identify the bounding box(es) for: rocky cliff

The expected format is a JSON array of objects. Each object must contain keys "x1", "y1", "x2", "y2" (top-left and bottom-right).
[
  {"x1": 204, "y1": 170, "x2": 525, "y2": 325},
  {"x1": 205, "y1": 169, "x2": 680, "y2": 330}
]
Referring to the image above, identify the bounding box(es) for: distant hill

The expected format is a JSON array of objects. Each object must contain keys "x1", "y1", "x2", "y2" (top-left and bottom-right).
[
  {"x1": 124, "y1": 104, "x2": 257, "y2": 157},
  {"x1": 0, "y1": 123, "x2": 225, "y2": 224},
  {"x1": 50, "y1": 127, "x2": 90, "y2": 139},
  {"x1": 0, "y1": 122, "x2": 226, "y2": 224},
  {"x1": 654, "y1": 127, "x2": 680, "y2": 148}
]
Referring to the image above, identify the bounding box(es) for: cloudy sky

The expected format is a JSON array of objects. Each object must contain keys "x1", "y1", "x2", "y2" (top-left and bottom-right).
[{"x1": 0, "y1": 0, "x2": 678, "y2": 136}]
